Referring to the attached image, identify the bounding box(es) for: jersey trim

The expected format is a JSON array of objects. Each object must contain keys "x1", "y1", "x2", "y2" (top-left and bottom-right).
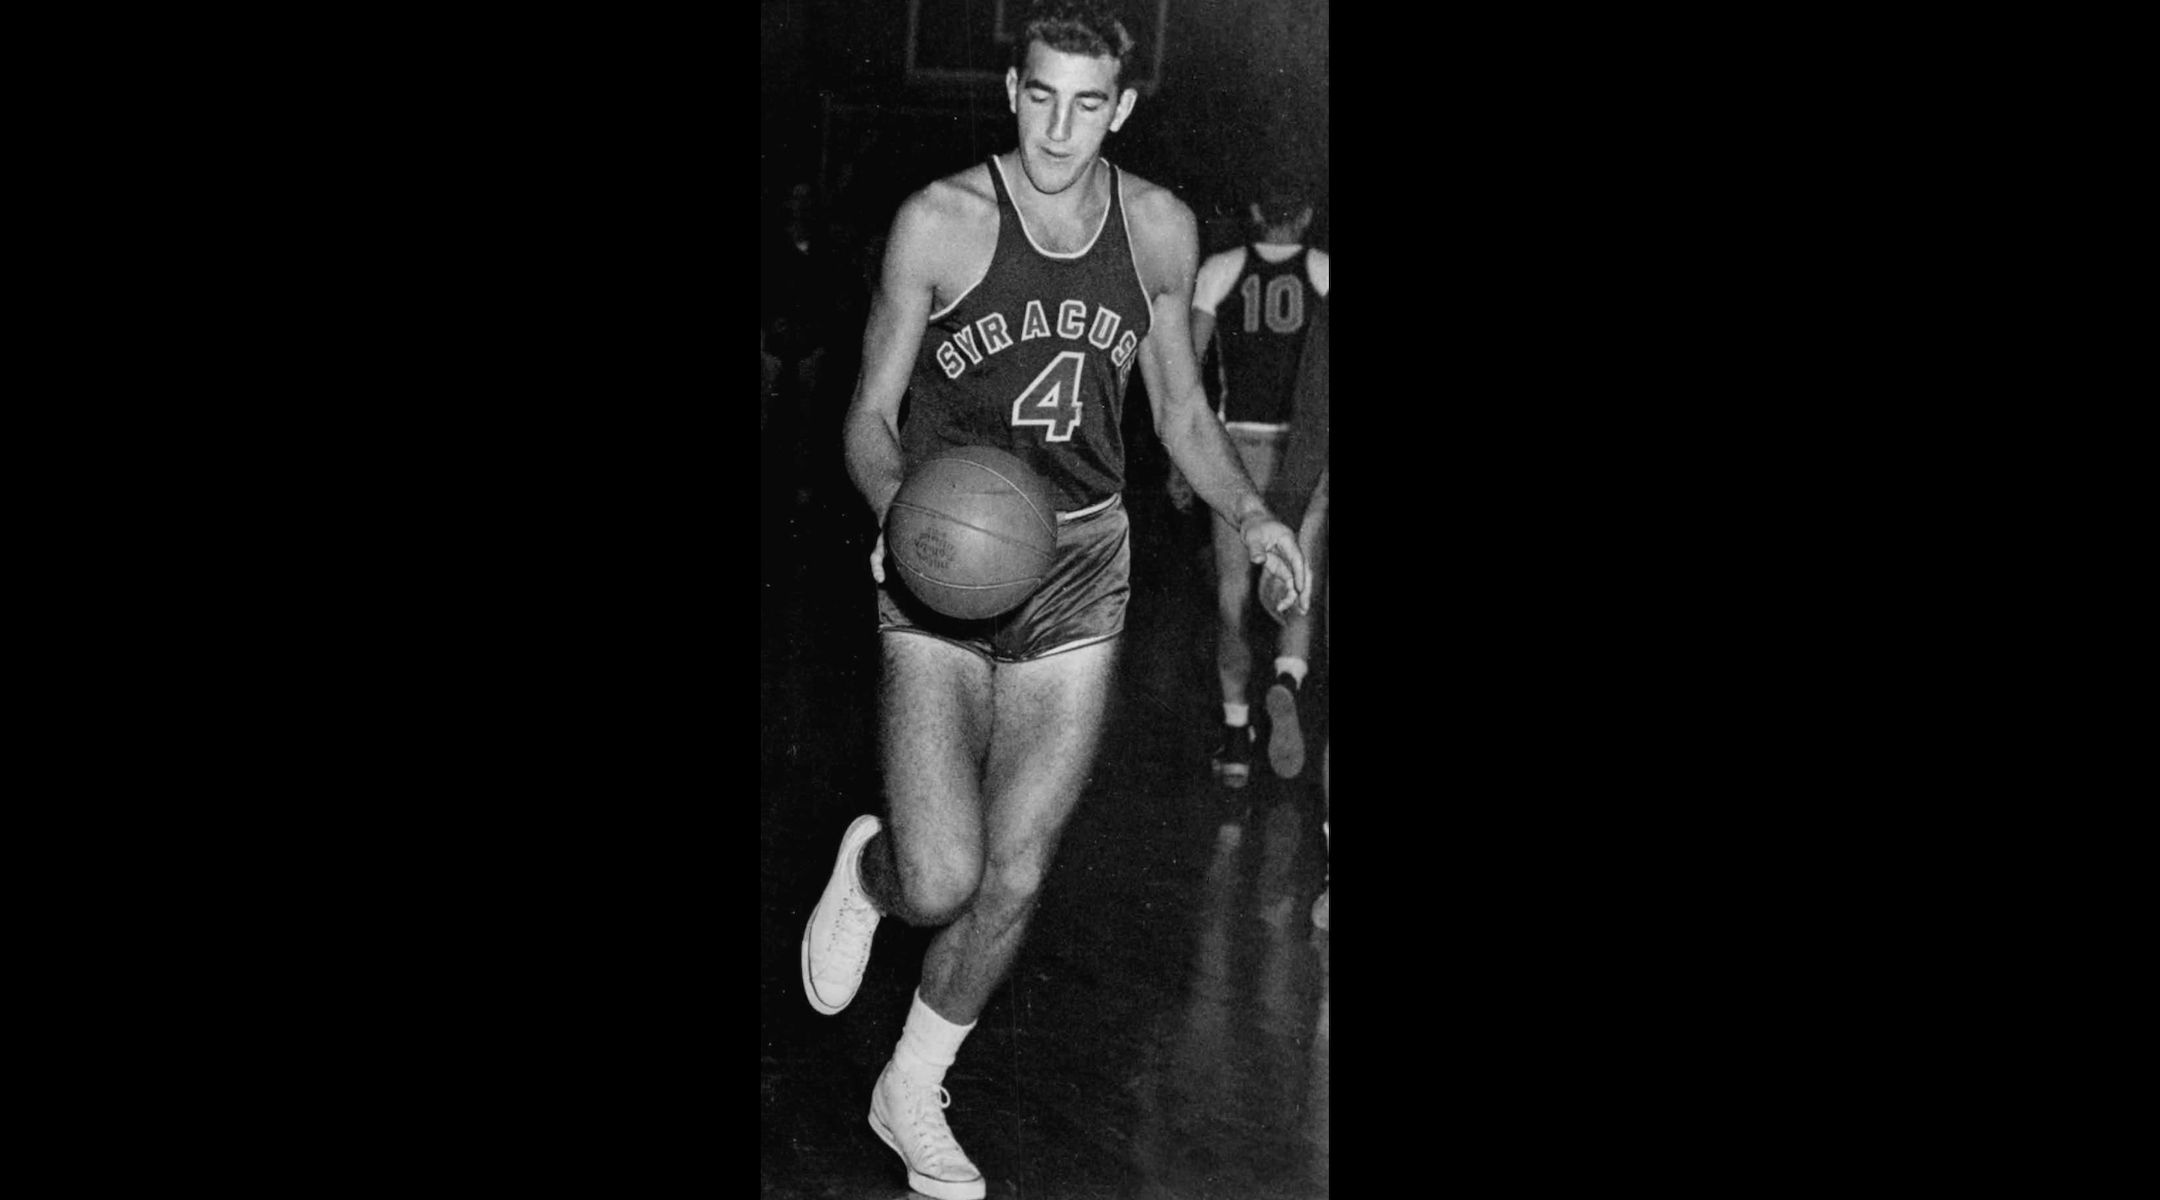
[
  {"x1": 876, "y1": 625, "x2": 998, "y2": 665},
  {"x1": 874, "y1": 623, "x2": 1124, "y2": 666},
  {"x1": 927, "y1": 272, "x2": 989, "y2": 323},
  {"x1": 1119, "y1": 166, "x2": 1151, "y2": 317},
  {"x1": 925, "y1": 177, "x2": 1000, "y2": 322},
  {"x1": 1010, "y1": 629, "x2": 1123, "y2": 663},
  {"x1": 1057, "y1": 493, "x2": 1120, "y2": 522},
  {"x1": 991, "y1": 155, "x2": 1111, "y2": 261}
]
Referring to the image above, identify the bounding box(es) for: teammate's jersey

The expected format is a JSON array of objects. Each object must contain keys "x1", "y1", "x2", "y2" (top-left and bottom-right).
[
  {"x1": 1210, "y1": 245, "x2": 1323, "y2": 428},
  {"x1": 904, "y1": 156, "x2": 1154, "y2": 517}
]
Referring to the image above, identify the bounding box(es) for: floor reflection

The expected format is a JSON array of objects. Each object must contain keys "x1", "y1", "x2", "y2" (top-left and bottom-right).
[{"x1": 1127, "y1": 803, "x2": 1329, "y2": 1199}]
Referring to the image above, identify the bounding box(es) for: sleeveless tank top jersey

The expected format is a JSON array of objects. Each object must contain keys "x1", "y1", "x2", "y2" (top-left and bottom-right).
[
  {"x1": 1215, "y1": 245, "x2": 1320, "y2": 427},
  {"x1": 904, "y1": 156, "x2": 1154, "y2": 517}
]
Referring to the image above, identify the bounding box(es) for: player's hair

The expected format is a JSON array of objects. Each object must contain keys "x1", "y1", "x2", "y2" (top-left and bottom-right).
[
  {"x1": 1012, "y1": 0, "x2": 1136, "y2": 85},
  {"x1": 1253, "y1": 179, "x2": 1310, "y2": 229}
]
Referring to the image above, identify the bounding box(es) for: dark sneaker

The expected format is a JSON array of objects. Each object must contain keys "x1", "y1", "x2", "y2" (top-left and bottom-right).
[
  {"x1": 1210, "y1": 722, "x2": 1255, "y2": 789},
  {"x1": 1265, "y1": 674, "x2": 1305, "y2": 779}
]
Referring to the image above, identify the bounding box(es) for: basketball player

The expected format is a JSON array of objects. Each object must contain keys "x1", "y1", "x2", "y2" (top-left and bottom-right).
[
  {"x1": 802, "y1": 5, "x2": 1309, "y2": 1198},
  {"x1": 1177, "y1": 183, "x2": 1329, "y2": 786}
]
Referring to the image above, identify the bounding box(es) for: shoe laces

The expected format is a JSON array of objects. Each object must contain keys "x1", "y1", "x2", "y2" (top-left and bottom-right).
[
  {"x1": 898, "y1": 1075, "x2": 971, "y2": 1171},
  {"x1": 827, "y1": 884, "x2": 876, "y2": 961},
  {"x1": 824, "y1": 836, "x2": 878, "y2": 937}
]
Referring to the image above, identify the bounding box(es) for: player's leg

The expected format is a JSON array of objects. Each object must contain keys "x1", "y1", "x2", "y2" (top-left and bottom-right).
[
  {"x1": 873, "y1": 638, "x2": 1119, "y2": 1200},
  {"x1": 866, "y1": 633, "x2": 997, "y2": 923},
  {"x1": 918, "y1": 637, "x2": 1118, "y2": 1021},
  {"x1": 1266, "y1": 514, "x2": 1324, "y2": 779},
  {"x1": 802, "y1": 632, "x2": 992, "y2": 1016},
  {"x1": 1210, "y1": 429, "x2": 1282, "y2": 788},
  {"x1": 1209, "y1": 509, "x2": 1258, "y2": 787}
]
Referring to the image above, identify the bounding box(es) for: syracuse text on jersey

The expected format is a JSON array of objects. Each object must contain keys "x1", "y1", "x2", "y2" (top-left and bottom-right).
[{"x1": 931, "y1": 299, "x2": 1141, "y2": 382}]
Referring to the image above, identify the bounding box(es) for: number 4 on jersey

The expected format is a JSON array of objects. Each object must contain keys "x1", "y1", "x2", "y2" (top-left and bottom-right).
[{"x1": 1011, "y1": 350, "x2": 1085, "y2": 442}]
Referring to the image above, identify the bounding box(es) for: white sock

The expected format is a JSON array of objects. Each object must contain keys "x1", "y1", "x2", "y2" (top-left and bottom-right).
[
  {"x1": 1223, "y1": 703, "x2": 1250, "y2": 727},
  {"x1": 1272, "y1": 657, "x2": 1308, "y2": 687},
  {"x1": 892, "y1": 990, "x2": 975, "y2": 1084}
]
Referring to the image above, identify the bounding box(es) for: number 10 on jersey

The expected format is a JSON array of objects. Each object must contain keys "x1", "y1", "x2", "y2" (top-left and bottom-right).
[{"x1": 1011, "y1": 350, "x2": 1085, "y2": 442}]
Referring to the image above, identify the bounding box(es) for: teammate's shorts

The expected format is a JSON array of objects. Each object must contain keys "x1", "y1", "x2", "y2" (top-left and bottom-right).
[
  {"x1": 1221, "y1": 424, "x2": 1289, "y2": 504},
  {"x1": 877, "y1": 495, "x2": 1129, "y2": 665},
  {"x1": 1210, "y1": 425, "x2": 1290, "y2": 542}
]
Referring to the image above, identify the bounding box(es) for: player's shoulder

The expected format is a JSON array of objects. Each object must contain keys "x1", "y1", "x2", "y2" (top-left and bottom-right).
[
  {"x1": 1116, "y1": 168, "x2": 1196, "y2": 236},
  {"x1": 1200, "y1": 243, "x2": 1246, "y2": 272},
  {"x1": 1191, "y1": 243, "x2": 1244, "y2": 312},
  {"x1": 894, "y1": 164, "x2": 999, "y2": 242},
  {"x1": 1116, "y1": 169, "x2": 1198, "y2": 294}
]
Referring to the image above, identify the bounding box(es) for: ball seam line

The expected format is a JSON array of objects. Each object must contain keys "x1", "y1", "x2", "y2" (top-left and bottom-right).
[
  {"x1": 887, "y1": 499, "x2": 1057, "y2": 562},
  {"x1": 923, "y1": 456, "x2": 1057, "y2": 542}
]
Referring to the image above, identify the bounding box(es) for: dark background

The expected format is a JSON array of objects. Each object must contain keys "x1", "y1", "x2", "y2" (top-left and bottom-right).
[
  {"x1": 203, "y1": 9, "x2": 1897, "y2": 1185},
  {"x1": 760, "y1": 0, "x2": 1328, "y2": 272}
]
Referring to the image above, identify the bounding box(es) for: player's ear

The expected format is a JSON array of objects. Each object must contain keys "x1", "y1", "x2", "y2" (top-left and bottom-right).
[
  {"x1": 1108, "y1": 87, "x2": 1137, "y2": 132},
  {"x1": 1006, "y1": 68, "x2": 1019, "y2": 113}
]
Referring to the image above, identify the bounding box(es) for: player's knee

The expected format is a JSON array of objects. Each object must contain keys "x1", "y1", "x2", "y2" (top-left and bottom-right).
[
  {"x1": 981, "y1": 855, "x2": 1046, "y2": 908},
  {"x1": 899, "y1": 852, "x2": 983, "y2": 925}
]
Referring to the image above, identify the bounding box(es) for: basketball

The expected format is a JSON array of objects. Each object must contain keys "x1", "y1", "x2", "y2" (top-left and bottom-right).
[
  {"x1": 1259, "y1": 568, "x2": 1295, "y2": 624},
  {"x1": 885, "y1": 446, "x2": 1058, "y2": 620}
]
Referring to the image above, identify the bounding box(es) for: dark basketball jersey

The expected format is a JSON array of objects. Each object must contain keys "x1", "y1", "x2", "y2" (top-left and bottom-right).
[
  {"x1": 904, "y1": 157, "x2": 1154, "y2": 516},
  {"x1": 1214, "y1": 246, "x2": 1320, "y2": 427}
]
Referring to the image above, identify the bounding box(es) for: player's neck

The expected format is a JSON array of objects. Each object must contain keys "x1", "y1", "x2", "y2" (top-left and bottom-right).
[{"x1": 1003, "y1": 152, "x2": 1106, "y2": 220}]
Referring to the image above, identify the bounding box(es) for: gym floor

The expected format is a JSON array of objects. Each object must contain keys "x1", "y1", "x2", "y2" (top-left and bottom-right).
[{"x1": 760, "y1": 482, "x2": 1331, "y2": 1200}]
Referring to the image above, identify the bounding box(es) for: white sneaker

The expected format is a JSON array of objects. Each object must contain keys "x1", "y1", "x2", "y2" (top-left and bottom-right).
[
  {"x1": 800, "y1": 814, "x2": 884, "y2": 1015},
  {"x1": 868, "y1": 1059, "x2": 986, "y2": 1200}
]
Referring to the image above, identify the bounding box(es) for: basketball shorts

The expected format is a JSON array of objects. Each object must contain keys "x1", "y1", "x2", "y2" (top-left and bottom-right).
[
  {"x1": 877, "y1": 495, "x2": 1130, "y2": 665},
  {"x1": 1212, "y1": 425, "x2": 1289, "y2": 540}
]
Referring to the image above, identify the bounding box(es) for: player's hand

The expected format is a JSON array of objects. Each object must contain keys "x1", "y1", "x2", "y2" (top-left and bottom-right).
[
  {"x1": 1241, "y1": 515, "x2": 1311, "y2": 615},
  {"x1": 870, "y1": 532, "x2": 887, "y2": 584}
]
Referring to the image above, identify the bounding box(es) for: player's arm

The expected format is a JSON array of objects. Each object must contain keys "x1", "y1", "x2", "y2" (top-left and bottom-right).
[
  {"x1": 1298, "y1": 465, "x2": 1328, "y2": 578},
  {"x1": 1188, "y1": 304, "x2": 1216, "y2": 367},
  {"x1": 842, "y1": 191, "x2": 944, "y2": 579},
  {"x1": 1166, "y1": 256, "x2": 1229, "y2": 512},
  {"x1": 1130, "y1": 192, "x2": 1311, "y2": 611},
  {"x1": 1159, "y1": 298, "x2": 1217, "y2": 513}
]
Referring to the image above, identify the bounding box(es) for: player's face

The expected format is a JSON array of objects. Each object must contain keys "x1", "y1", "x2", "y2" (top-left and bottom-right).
[{"x1": 1005, "y1": 43, "x2": 1135, "y2": 196}]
